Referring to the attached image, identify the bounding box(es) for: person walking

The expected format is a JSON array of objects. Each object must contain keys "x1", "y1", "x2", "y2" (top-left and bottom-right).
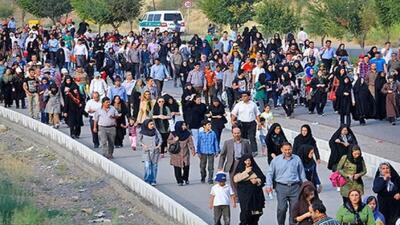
[
  {"x1": 45, "y1": 84, "x2": 61, "y2": 129},
  {"x1": 336, "y1": 189, "x2": 375, "y2": 225},
  {"x1": 373, "y1": 162, "x2": 400, "y2": 225},
  {"x1": 138, "y1": 119, "x2": 162, "y2": 186},
  {"x1": 265, "y1": 123, "x2": 288, "y2": 164},
  {"x1": 93, "y1": 97, "x2": 120, "y2": 159},
  {"x1": 234, "y1": 154, "x2": 265, "y2": 225},
  {"x1": 328, "y1": 126, "x2": 358, "y2": 172},
  {"x1": 150, "y1": 97, "x2": 172, "y2": 157},
  {"x1": 381, "y1": 75, "x2": 400, "y2": 125},
  {"x1": 266, "y1": 142, "x2": 307, "y2": 225},
  {"x1": 292, "y1": 181, "x2": 320, "y2": 225},
  {"x1": 218, "y1": 127, "x2": 252, "y2": 193},
  {"x1": 23, "y1": 68, "x2": 39, "y2": 119},
  {"x1": 150, "y1": 58, "x2": 169, "y2": 96},
  {"x1": 85, "y1": 92, "x2": 102, "y2": 148},
  {"x1": 309, "y1": 201, "x2": 341, "y2": 225},
  {"x1": 297, "y1": 145, "x2": 322, "y2": 192},
  {"x1": 293, "y1": 124, "x2": 321, "y2": 164},
  {"x1": 196, "y1": 120, "x2": 220, "y2": 184},
  {"x1": 63, "y1": 86, "x2": 84, "y2": 138},
  {"x1": 112, "y1": 95, "x2": 128, "y2": 148},
  {"x1": 336, "y1": 145, "x2": 367, "y2": 204},
  {"x1": 168, "y1": 121, "x2": 195, "y2": 186},
  {"x1": 231, "y1": 91, "x2": 260, "y2": 156},
  {"x1": 207, "y1": 97, "x2": 227, "y2": 145},
  {"x1": 209, "y1": 173, "x2": 236, "y2": 225}
]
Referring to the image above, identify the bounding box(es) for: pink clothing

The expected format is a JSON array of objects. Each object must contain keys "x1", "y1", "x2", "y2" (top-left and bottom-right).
[{"x1": 129, "y1": 136, "x2": 137, "y2": 150}]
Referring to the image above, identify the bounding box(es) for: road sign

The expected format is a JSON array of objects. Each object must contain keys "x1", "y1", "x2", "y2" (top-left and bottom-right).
[{"x1": 184, "y1": 0, "x2": 192, "y2": 8}]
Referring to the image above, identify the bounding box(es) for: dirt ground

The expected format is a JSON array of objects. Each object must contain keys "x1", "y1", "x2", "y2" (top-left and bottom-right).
[{"x1": 0, "y1": 119, "x2": 179, "y2": 225}]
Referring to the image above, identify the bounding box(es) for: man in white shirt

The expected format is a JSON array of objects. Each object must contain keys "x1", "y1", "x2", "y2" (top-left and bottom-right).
[
  {"x1": 297, "y1": 27, "x2": 308, "y2": 49},
  {"x1": 231, "y1": 91, "x2": 261, "y2": 156},
  {"x1": 220, "y1": 31, "x2": 231, "y2": 53},
  {"x1": 85, "y1": 92, "x2": 102, "y2": 148},
  {"x1": 252, "y1": 60, "x2": 265, "y2": 86},
  {"x1": 303, "y1": 41, "x2": 320, "y2": 63},
  {"x1": 73, "y1": 39, "x2": 88, "y2": 67},
  {"x1": 381, "y1": 41, "x2": 393, "y2": 64},
  {"x1": 89, "y1": 72, "x2": 108, "y2": 99}
]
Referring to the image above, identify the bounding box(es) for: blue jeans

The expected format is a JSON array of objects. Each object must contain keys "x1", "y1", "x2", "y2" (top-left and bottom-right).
[
  {"x1": 144, "y1": 161, "x2": 158, "y2": 184},
  {"x1": 41, "y1": 111, "x2": 49, "y2": 124}
]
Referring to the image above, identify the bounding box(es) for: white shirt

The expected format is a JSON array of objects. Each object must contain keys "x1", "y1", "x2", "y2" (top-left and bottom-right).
[
  {"x1": 210, "y1": 184, "x2": 233, "y2": 206},
  {"x1": 252, "y1": 67, "x2": 265, "y2": 83},
  {"x1": 381, "y1": 47, "x2": 392, "y2": 64},
  {"x1": 63, "y1": 47, "x2": 71, "y2": 62},
  {"x1": 231, "y1": 100, "x2": 260, "y2": 122},
  {"x1": 84, "y1": 99, "x2": 102, "y2": 117},
  {"x1": 74, "y1": 44, "x2": 88, "y2": 57},
  {"x1": 297, "y1": 31, "x2": 308, "y2": 43},
  {"x1": 90, "y1": 78, "x2": 108, "y2": 97},
  {"x1": 122, "y1": 80, "x2": 136, "y2": 96}
]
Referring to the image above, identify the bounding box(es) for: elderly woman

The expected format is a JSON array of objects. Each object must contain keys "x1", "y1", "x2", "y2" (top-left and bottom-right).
[
  {"x1": 337, "y1": 145, "x2": 367, "y2": 203},
  {"x1": 373, "y1": 162, "x2": 400, "y2": 225},
  {"x1": 167, "y1": 121, "x2": 195, "y2": 186}
]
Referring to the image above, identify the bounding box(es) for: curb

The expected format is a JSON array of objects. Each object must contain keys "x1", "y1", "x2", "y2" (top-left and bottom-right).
[{"x1": 0, "y1": 106, "x2": 208, "y2": 225}]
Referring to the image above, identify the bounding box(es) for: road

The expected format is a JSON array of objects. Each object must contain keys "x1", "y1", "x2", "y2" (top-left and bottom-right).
[{"x1": 10, "y1": 80, "x2": 397, "y2": 225}]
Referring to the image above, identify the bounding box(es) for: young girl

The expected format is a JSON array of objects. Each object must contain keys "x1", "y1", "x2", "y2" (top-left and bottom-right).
[
  {"x1": 260, "y1": 104, "x2": 274, "y2": 129},
  {"x1": 127, "y1": 117, "x2": 138, "y2": 151},
  {"x1": 258, "y1": 117, "x2": 268, "y2": 156}
]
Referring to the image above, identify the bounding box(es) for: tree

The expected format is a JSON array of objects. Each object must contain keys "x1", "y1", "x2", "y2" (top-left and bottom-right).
[
  {"x1": 198, "y1": 0, "x2": 257, "y2": 31},
  {"x1": 375, "y1": 0, "x2": 400, "y2": 41},
  {"x1": 16, "y1": 0, "x2": 72, "y2": 24},
  {"x1": 72, "y1": 0, "x2": 142, "y2": 30},
  {"x1": 254, "y1": 0, "x2": 300, "y2": 36},
  {"x1": 0, "y1": 5, "x2": 13, "y2": 19}
]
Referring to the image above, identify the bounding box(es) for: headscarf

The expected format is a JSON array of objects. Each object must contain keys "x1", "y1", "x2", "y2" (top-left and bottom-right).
[
  {"x1": 375, "y1": 162, "x2": 400, "y2": 193},
  {"x1": 163, "y1": 94, "x2": 179, "y2": 113},
  {"x1": 347, "y1": 145, "x2": 364, "y2": 174},
  {"x1": 298, "y1": 144, "x2": 315, "y2": 166},
  {"x1": 173, "y1": 121, "x2": 191, "y2": 141},
  {"x1": 295, "y1": 124, "x2": 313, "y2": 144},
  {"x1": 363, "y1": 196, "x2": 386, "y2": 224},
  {"x1": 329, "y1": 125, "x2": 358, "y2": 146},
  {"x1": 305, "y1": 67, "x2": 313, "y2": 78},
  {"x1": 140, "y1": 119, "x2": 156, "y2": 136},
  {"x1": 266, "y1": 123, "x2": 287, "y2": 146}
]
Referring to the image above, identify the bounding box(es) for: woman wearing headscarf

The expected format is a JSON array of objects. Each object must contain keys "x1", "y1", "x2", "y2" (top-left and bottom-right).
[
  {"x1": 292, "y1": 181, "x2": 320, "y2": 225},
  {"x1": 333, "y1": 66, "x2": 347, "y2": 112},
  {"x1": 375, "y1": 72, "x2": 387, "y2": 120},
  {"x1": 373, "y1": 162, "x2": 400, "y2": 225},
  {"x1": 233, "y1": 154, "x2": 265, "y2": 225},
  {"x1": 309, "y1": 70, "x2": 329, "y2": 115},
  {"x1": 280, "y1": 73, "x2": 296, "y2": 117},
  {"x1": 336, "y1": 189, "x2": 375, "y2": 225},
  {"x1": 363, "y1": 196, "x2": 386, "y2": 225},
  {"x1": 167, "y1": 121, "x2": 195, "y2": 186},
  {"x1": 265, "y1": 123, "x2": 287, "y2": 164},
  {"x1": 381, "y1": 75, "x2": 400, "y2": 125},
  {"x1": 63, "y1": 85, "x2": 84, "y2": 138},
  {"x1": 367, "y1": 46, "x2": 378, "y2": 58},
  {"x1": 163, "y1": 94, "x2": 181, "y2": 131},
  {"x1": 328, "y1": 126, "x2": 358, "y2": 171},
  {"x1": 338, "y1": 76, "x2": 353, "y2": 126},
  {"x1": 138, "y1": 119, "x2": 162, "y2": 186},
  {"x1": 150, "y1": 97, "x2": 171, "y2": 157},
  {"x1": 179, "y1": 61, "x2": 190, "y2": 91},
  {"x1": 293, "y1": 124, "x2": 321, "y2": 163},
  {"x1": 352, "y1": 77, "x2": 375, "y2": 126},
  {"x1": 207, "y1": 97, "x2": 226, "y2": 145},
  {"x1": 181, "y1": 83, "x2": 197, "y2": 123},
  {"x1": 337, "y1": 145, "x2": 367, "y2": 203},
  {"x1": 112, "y1": 95, "x2": 128, "y2": 148},
  {"x1": 297, "y1": 145, "x2": 321, "y2": 191},
  {"x1": 129, "y1": 79, "x2": 144, "y2": 118}
]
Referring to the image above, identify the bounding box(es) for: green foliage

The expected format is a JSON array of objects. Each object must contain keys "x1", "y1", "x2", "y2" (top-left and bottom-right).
[
  {"x1": 0, "y1": 179, "x2": 31, "y2": 225},
  {"x1": 16, "y1": 0, "x2": 72, "y2": 23},
  {"x1": 0, "y1": 5, "x2": 13, "y2": 19},
  {"x1": 254, "y1": 0, "x2": 300, "y2": 35},
  {"x1": 11, "y1": 206, "x2": 44, "y2": 225},
  {"x1": 198, "y1": 0, "x2": 256, "y2": 29},
  {"x1": 71, "y1": 0, "x2": 142, "y2": 28},
  {"x1": 374, "y1": 0, "x2": 400, "y2": 40}
]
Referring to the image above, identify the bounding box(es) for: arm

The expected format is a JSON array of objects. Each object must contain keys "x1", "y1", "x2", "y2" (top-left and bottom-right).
[
  {"x1": 233, "y1": 171, "x2": 252, "y2": 183},
  {"x1": 372, "y1": 176, "x2": 387, "y2": 193},
  {"x1": 366, "y1": 207, "x2": 376, "y2": 225},
  {"x1": 213, "y1": 132, "x2": 219, "y2": 155},
  {"x1": 337, "y1": 156, "x2": 348, "y2": 177},
  {"x1": 209, "y1": 194, "x2": 215, "y2": 209},
  {"x1": 297, "y1": 159, "x2": 307, "y2": 182},
  {"x1": 336, "y1": 206, "x2": 345, "y2": 223},
  {"x1": 357, "y1": 160, "x2": 367, "y2": 177},
  {"x1": 218, "y1": 141, "x2": 228, "y2": 170}
]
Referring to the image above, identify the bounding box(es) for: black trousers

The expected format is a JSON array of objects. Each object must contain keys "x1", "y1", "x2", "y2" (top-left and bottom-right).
[
  {"x1": 160, "y1": 132, "x2": 169, "y2": 154},
  {"x1": 89, "y1": 117, "x2": 99, "y2": 146},
  {"x1": 225, "y1": 87, "x2": 235, "y2": 111},
  {"x1": 239, "y1": 210, "x2": 261, "y2": 225},
  {"x1": 174, "y1": 165, "x2": 189, "y2": 184},
  {"x1": 115, "y1": 127, "x2": 125, "y2": 146},
  {"x1": 70, "y1": 124, "x2": 81, "y2": 137},
  {"x1": 322, "y1": 58, "x2": 333, "y2": 72},
  {"x1": 240, "y1": 121, "x2": 257, "y2": 153},
  {"x1": 340, "y1": 114, "x2": 351, "y2": 127}
]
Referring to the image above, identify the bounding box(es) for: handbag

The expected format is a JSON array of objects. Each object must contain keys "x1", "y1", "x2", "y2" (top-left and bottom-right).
[
  {"x1": 328, "y1": 89, "x2": 336, "y2": 101},
  {"x1": 168, "y1": 142, "x2": 180, "y2": 154},
  {"x1": 329, "y1": 171, "x2": 347, "y2": 187}
]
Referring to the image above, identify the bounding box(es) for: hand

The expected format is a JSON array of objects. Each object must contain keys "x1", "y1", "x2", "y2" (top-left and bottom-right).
[
  {"x1": 354, "y1": 174, "x2": 361, "y2": 180},
  {"x1": 265, "y1": 187, "x2": 273, "y2": 193},
  {"x1": 317, "y1": 159, "x2": 321, "y2": 164},
  {"x1": 232, "y1": 202, "x2": 237, "y2": 208},
  {"x1": 343, "y1": 142, "x2": 350, "y2": 147},
  {"x1": 335, "y1": 139, "x2": 341, "y2": 143},
  {"x1": 209, "y1": 204, "x2": 213, "y2": 209},
  {"x1": 384, "y1": 173, "x2": 391, "y2": 181},
  {"x1": 93, "y1": 127, "x2": 97, "y2": 133},
  {"x1": 317, "y1": 185, "x2": 323, "y2": 193},
  {"x1": 271, "y1": 153, "x2": 276, "y2": 158},
  {"x1": 203, "y1": 87, "x2": 207, "y2": 91},
  {"x1": 394, "y1": 193, "x2": 400, "y2": 200},
  {"x1": 245, "y1": 166, "x2": 252, "y2": 174},
  {"x1": 63, "y1": 113, "x2": 68, "y2": 117},
  {"x1": 303, "y1": 212, "x2": 312, "y2": 218},
  {"x1": 250, "y1": 178, "x2": 258, "y2": 184},
  {"x1": 174, "y1": 137, "x2": 179, "y2": 142}
]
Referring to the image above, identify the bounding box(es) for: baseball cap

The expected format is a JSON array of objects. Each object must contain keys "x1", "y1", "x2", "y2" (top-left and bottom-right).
[{"x1": 215, "y1": 173, "x2": 227, "y2": 182}]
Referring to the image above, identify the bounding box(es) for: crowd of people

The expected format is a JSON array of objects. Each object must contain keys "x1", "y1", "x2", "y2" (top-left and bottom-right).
[{"x1": 0, "y1": 16, "x2": 399, "y2": 225}]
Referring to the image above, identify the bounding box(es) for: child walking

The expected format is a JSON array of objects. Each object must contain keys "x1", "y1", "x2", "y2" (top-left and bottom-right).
[
  {"x1": 209, "y1": 173, "x2": 236, "y2": 225},
  {"x1": 260, "y1": 104, "x2": 274, "y2": 129},
  {"x1": 197, "y1": 120, "x2": 220, "y2": 184},
  {"x1": 127, "y1": 117, "x2": 138, "y2": 151},
  {"x1": 258, "y1": 117, "x2": 268, "y2": 156}
]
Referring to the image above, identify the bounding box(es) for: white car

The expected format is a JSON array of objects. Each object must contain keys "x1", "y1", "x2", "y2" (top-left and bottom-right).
[{"x1": 139, "y1": 10, "x2": 186, "y2": 33}]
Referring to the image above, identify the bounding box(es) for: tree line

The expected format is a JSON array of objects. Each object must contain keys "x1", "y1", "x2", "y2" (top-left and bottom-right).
[{"x1": 199, "y1": 0, "x2": 400, "y2": 50}]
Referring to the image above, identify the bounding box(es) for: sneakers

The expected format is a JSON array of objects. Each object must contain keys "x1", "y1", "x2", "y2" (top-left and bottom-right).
[
  {"x1": 184, "y1": 180, "x2": 189, "y2": 185},
  {"x1": 208, "y1": 179, "x2": 213, "y2": 184},
  {"x1": 151, "y1": 182, "x2": 157, "y2": 186},
  {"x1": 178, "y1": 183, "x2": 183, "y2": 186}
]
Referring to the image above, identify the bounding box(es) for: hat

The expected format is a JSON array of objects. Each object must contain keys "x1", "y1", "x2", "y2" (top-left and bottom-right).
[
  {"x1": 94, "y1": 71, "x2": 101, "y2": 77},
  {"x1": 215, "y1": 173, "x2": 227, "y2": 182},
  {"x1": 61, "y1": 68, "x2": 68, "y2": 74}
]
